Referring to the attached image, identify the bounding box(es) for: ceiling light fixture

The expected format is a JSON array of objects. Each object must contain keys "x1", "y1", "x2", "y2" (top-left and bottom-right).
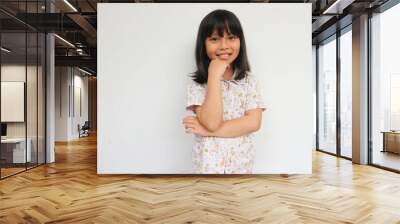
[
  {"x1": 322, "y1": 0, "x2": 341, "y2": 14},
  {"x1": 54, "y1": 34, "x2": 75, "y2": 48},
  {"x1": 63, "y1": 0, "x2": 78, "y2": 12},
  {"x1": 1, "y1": 47, "x2": 11, "y2": 53},
  {"x1": 322, "y1": 0, "x2": 352, "y2": 14},
  {"x1": 78, "y1": 67, "x2": 93, "y2": 76}
]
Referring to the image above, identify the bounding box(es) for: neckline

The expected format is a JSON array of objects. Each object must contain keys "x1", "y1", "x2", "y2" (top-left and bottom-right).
[{"x1": 221, "y1": 70, "x2": 237, "y2": 81}]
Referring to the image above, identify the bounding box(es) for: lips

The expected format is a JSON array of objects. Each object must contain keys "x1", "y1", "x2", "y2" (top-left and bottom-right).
[{"x1": 217, "y1": 53, "x2": 232, "y2": 59}]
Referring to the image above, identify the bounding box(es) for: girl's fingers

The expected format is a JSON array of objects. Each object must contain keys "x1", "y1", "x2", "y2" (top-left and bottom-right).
[
  {"x1": 183, "y1": 120, "x2": 195, "y2": 125},
  {"x1": 183, "y1": 117, "x2": 199, "y2": 134},
  {"x1": 183, "y1": 116, "x2": 196, "y2": 122},
  {"x1": 185, "y1": 123, "x2": 196, "y2": 129}
]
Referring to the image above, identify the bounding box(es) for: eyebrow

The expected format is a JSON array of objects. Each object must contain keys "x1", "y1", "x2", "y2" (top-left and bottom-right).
[{"x1": 209, "y1": 34, "x2": 237, "y2": 39}]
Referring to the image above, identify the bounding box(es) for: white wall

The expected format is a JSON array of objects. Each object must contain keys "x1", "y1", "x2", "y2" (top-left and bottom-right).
[
  {"x1": 72, "y1": 72, "x2": 89, "y2": 138},
  {"x1": 55, "y1": 67, "x2": 69, "y2": 141},
  {"x1": 98, "y1": 3, "x2": 313, "y2": 174},
  {"x1": 55, "y1": 67, "x2": 89, "y2": 141}
]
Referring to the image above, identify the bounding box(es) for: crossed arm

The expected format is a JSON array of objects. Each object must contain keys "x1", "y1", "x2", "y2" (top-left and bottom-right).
[
  {"x1": 184, "y1": 76, "x2": 263, "y2": 138},
  {"x1": 191, "y1": 105, "x2": 263, "y2": 138}
]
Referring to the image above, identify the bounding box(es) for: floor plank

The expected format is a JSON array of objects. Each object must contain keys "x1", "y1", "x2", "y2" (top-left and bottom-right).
[{"x1": 1, "y1": 134, "x2": 400, "y2": 223}]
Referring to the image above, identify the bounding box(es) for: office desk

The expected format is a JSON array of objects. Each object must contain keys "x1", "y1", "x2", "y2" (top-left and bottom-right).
[
  {"x1": 1, "y1": 138, "x2": 32, "y2": 163},
  {"x1": 382, "y1": 131, "x2": 400, "y2": 154}
]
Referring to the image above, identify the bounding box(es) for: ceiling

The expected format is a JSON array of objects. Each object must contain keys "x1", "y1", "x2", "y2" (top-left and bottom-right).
[{"x1": 0, "y1": 0, "x2": 393, "y2": 75}]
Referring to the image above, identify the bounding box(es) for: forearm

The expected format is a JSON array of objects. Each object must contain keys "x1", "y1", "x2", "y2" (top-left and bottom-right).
[
  {"x1": 199, "y1": 76, "x2": 223, "y2": 131},
  {"x1": 206, "y1": 115, "x2": 259, "y2": 138}
]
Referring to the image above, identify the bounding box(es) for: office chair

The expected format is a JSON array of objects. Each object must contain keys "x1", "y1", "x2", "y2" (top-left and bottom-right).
[{"x1": 79, "y1": 121, "x2": 90, "y2": 138}]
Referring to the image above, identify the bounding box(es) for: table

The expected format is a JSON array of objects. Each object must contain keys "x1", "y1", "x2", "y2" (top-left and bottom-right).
[
  {"x1": 1, "y1": 138, "x2": 32, "y2": 164},
  {"x1": 381, "y1": 131, "x2": 400, "y2": 154}
]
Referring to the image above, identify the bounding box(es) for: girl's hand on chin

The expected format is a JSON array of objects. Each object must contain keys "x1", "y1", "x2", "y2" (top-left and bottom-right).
[{"x1": 208, "y1": 58, "x2": 230, "y2": 81}]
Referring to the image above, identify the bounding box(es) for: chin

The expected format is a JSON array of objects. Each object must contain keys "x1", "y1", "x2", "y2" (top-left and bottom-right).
[{"x1": 217, "y1": 57, "x2": 231, "y2": 61}]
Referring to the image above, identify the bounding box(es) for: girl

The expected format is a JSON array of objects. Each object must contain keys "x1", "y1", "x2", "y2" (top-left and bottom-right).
[{"x1": 182, "y1": 9, "x2": 266, "y2": 174}]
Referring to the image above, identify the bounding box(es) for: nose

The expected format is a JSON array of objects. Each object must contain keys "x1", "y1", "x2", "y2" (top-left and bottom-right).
[{"x1": 219, "y1": 37, "x2": 228, "y2": 49}]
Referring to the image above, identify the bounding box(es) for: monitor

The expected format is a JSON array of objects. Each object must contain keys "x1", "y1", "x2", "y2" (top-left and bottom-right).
[{"x1": 1, "y1": 123, "x2": 7, "y2": 137}]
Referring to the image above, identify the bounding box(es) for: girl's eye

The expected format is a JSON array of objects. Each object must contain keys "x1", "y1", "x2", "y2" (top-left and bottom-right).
[
  {"x1": 210, "y1": 37, "x2": 219, "y2": 41},
  {"x1": 229, "y1": 36, "x2": 237, "y2": 40}
]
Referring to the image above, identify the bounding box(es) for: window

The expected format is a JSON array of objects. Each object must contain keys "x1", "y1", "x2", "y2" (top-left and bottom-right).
[
  {"x1": 371, "y1": 2, "x2": 400, "y2": 171},
  {"x1": 340, "y1": 28, "x2": 352, "y2": 158},
  {"x1": 318, "y1": 37, "x2": 337, "y2": 154}
]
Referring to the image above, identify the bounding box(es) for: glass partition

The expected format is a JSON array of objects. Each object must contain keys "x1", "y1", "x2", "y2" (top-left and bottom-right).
[
  {"x1": 0, "y1": 1, "x2": 46, "y2": 179},
  {"x1": 317, "y1": 36, "x2": 337, "y2": 155},
  {"x1": 0, "y1": 31, "x2": 28, "y2": 177}
]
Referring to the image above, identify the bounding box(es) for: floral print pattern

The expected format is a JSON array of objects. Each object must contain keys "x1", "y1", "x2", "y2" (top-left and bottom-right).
[{"x1": 186, "y1": 73, "x2": 266, "y2": 174}]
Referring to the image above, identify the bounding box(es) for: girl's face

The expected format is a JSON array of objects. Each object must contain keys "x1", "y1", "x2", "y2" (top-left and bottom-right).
[{"x1": 205, "y1": 29, "x2": 240, "y2": 65}]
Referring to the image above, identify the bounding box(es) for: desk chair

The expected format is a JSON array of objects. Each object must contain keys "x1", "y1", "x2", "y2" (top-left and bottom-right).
[{"x1": 78, "y1": 121, "x2": 90, "y2": 138}]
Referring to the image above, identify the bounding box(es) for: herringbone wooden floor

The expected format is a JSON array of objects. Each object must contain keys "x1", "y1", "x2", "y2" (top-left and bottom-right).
[{"x1": 1, "y1": 134, "x2": 400, "y2": 224}]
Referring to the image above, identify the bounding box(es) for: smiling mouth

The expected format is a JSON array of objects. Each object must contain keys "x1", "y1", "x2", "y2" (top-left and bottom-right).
[
  {"x1": 216, "y1": 53, "x2": 232, "y2": 56},
  {"x1": 216, "y1": 53, "x2": 232, "y2": 60}
]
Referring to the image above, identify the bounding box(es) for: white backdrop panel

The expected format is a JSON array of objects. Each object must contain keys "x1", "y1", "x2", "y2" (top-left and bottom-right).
[{"x1": 98, "y1": 3, "x2": 313, "y2": 174}]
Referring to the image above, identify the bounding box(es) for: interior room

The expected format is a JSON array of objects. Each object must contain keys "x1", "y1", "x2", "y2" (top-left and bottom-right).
[{"x1": 0, "y1": 0, "x2": 399, "y2": 223}]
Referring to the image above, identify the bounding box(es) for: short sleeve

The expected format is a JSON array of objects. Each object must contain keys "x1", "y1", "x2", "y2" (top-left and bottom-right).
[
  {"x1": 245, "y1": 75, "x2": 266, "y2": 112},
  {"x1": 186, "y1": 79, "x2": 206, "y2": 113}
]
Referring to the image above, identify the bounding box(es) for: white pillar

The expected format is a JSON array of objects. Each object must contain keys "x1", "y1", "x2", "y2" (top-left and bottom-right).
[
  {"x1": 46, "y1": 1, "x2": 55, "y2": 163},
  {"x1": 352, "y1": 14, "x2": 369, "y2": 164}
]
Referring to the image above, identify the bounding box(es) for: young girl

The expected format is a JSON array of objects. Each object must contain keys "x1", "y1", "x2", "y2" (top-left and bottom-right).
[{"x1": 182, "y1": 9, "x2": 266, "y2": 174}]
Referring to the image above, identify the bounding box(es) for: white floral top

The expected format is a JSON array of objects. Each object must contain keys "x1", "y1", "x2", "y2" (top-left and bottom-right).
[{"x1": 186, "y1": 72, "x2": 266, "y2": 174}]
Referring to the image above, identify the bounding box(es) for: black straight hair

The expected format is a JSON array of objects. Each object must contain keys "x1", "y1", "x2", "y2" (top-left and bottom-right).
[{"x1": 191, "y1": 9, "x2": 251, "y2": 85}]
